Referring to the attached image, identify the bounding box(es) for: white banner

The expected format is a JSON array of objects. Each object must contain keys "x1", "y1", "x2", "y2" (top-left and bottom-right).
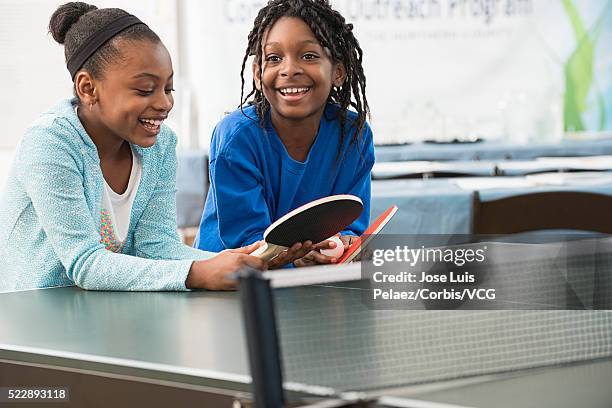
[{"x1": 188, "y1": 0, "x2": 612, "y2": 146}]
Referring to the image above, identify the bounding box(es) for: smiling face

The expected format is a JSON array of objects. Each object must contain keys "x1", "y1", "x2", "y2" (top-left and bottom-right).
[
  {"x1": 76, "y1": 38, "x2": 174, "y2": 148},
  {"x1": 254, "y1": 16, "x2": 345, "y2": 125}
]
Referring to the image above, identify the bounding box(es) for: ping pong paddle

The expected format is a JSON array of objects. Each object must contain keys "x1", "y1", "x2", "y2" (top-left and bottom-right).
[
  {"x1": 338, "y1": 204, "x2": 398, "y2": 264},
  {"x1": 250, "y1": 194, "x2": 364, "y2": 261}
]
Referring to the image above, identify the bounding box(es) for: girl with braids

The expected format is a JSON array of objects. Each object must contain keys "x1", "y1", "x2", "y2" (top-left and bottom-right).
[
  {"x1": 0, "y1": 2, "x2": 307, "y2": 293},
  {"x1": 195, "y1": 0, "x2": 375, "y2": 266}
]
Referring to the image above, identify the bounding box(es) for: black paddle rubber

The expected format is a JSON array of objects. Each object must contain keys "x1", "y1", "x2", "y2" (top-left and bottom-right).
[{"x1": 265, "y1": 196, "x2": 363, "y2": 247}]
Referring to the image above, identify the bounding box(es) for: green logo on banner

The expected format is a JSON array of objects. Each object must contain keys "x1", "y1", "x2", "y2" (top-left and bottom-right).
[{"x1": 562, "y1": 0, "x2": 610, "y2": 132}]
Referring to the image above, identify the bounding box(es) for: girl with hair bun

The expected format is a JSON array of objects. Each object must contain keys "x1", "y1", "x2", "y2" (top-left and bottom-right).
[{"x1": 0, "y1": 2, "x2": 303, "y2": 292}]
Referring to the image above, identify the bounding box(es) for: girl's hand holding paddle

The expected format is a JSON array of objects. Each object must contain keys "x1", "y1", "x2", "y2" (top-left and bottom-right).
[
  {"x1": 293, "y1": 237, "x2": 346, "y2": 267},
  {"x1": 267, "y1": 241, "x2": 315, "y2": 269}
]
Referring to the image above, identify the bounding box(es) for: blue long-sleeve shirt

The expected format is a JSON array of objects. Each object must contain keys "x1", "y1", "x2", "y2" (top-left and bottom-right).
[
  {"x1": 0, "y1": 99, "x2": 214, "y2": 293},
  {"x1": 195, "y1": 104, "x2": 375, "y2": 252}
]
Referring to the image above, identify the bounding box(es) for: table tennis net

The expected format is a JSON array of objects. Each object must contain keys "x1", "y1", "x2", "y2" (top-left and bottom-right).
[{"x1": 266, "y1": 243, "x2": 612, "y2": 394}]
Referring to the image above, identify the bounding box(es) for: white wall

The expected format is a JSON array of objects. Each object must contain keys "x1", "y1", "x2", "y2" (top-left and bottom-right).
[
  {"x1": 0, "y1": 149, "x2": 14, "y2": 190},
  {"x1": 0, "y1": 0, "x2": 73, "y2": 150}
]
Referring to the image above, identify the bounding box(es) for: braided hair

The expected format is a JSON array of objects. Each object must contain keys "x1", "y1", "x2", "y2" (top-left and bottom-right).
[{"x1": 239, "y1": 0, "x2": 370, "y2": 154}]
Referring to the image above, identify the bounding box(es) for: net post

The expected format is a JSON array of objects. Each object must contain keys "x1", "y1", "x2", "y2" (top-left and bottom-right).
[{"x1": 237, "y1": 267, "x2": 285, "y2": 408}]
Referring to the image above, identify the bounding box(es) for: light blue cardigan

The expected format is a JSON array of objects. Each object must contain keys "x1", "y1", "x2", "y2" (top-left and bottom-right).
[{"x1": 0, "y1": 99, "x2": 214, "y2": 292}]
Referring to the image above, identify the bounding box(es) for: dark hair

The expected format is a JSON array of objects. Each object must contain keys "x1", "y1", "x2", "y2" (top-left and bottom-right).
[
  {"x1": 240, "y1": 0, "x2": 370, "y2": 154},
  {"x1": 49, "y1": 2, "x2": 160, "y2": 83}
]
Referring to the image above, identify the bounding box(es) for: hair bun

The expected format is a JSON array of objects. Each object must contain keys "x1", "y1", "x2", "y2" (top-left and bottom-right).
[{"x1": 49, "y1": 2, "x2": 98, "y2": 44}]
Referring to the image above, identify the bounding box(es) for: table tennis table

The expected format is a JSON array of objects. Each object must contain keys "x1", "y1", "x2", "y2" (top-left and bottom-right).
[{"x1": 1, "y1": 242, "x2": 611, "y2": 407}]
